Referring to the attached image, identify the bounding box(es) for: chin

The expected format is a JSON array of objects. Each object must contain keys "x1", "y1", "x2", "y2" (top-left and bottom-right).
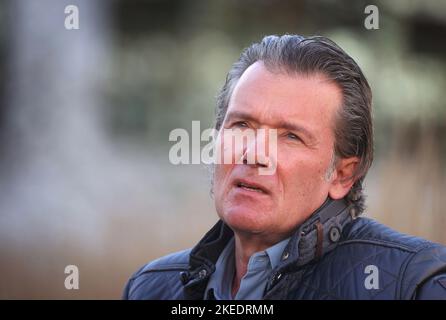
[{"x1": 219, "y1": 206, "x2": 270, "y2": 234}]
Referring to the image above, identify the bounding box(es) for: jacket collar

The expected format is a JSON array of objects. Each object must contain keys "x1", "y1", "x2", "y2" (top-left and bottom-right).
[
  {"x1": 282, "y1": 197, "x2": 353, "y2": 269},
  {"x1": 183, "y1": 197, "x2": 355, "y2": 299}
]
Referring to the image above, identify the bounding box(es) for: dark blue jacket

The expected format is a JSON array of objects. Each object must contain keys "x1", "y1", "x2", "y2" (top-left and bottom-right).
[{"x1": 123, "y1": 199, "x2": 446, "y2": 299}]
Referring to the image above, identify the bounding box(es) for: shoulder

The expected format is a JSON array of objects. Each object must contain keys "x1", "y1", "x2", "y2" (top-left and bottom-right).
[
  {"x1": 123, "y1": 248, "x2": 191, "y2": 300},
  {"x1": 344, "y1": 217, "x2": 435, "y2": 251},
  {"x1": 338, "y1": 217, "x2": 446, "y2": 298},
  {"x1": 296, "y1": 217, "x2": 446, "y2": 299}
]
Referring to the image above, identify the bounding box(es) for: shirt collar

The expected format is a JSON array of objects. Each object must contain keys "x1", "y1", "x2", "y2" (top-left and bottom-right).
[{"x1": 206, "y1": 236, "x2": 291, "y2": 300}]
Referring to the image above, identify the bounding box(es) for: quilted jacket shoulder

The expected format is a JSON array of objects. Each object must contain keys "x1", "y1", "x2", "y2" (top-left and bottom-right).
[
  {"x1": 123, "y1": 248, "x2": 190, "y2": 300},
  {"x1": 289, "y1": 218, "x2": 446, "y2": 299}
]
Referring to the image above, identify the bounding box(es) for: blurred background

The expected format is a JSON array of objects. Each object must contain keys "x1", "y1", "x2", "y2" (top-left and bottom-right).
[{"x1": 0, "y1": 0, "x2": 445, "y2": 299}]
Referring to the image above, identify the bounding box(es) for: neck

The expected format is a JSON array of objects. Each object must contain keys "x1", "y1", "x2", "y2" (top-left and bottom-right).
[{"x1": 231, "y1": 232, "x2": 288, "y2": 298}]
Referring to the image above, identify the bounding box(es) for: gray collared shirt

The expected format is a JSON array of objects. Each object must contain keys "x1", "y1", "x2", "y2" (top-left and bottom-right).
[{"x1": 205, "y1": 236, "x2": 290, "y2": 300}]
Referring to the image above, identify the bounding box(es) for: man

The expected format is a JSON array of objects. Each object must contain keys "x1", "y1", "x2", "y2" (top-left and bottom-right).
[{"x1": 124, "y1": 35, "x2": 446, "y2": 299}]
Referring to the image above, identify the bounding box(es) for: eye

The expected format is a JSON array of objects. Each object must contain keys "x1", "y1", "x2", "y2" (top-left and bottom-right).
[
  {"x1": 286, "y1": 132, "x2": 301, "y2": 141},
  {"x1": 232, "y1": 121, "x2": 249, "y2": 128}
]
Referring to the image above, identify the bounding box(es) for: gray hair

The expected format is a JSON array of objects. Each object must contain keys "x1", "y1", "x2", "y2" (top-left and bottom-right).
[{"x1": 214, "y1": 35, "x2": 373, "y2": 216}]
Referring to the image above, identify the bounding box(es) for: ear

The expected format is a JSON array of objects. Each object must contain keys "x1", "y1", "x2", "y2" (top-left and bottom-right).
[{"x1": 328, "y1": 157, "x2": 359, "y2": 200}]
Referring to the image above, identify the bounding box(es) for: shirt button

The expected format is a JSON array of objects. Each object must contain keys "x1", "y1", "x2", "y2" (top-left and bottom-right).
[
  {"x1": 282, "y1": 252, "x2": 289, "y2": 261},
  {"x1": 276, "y1": 273, "x2": 282, "y2": 280}
]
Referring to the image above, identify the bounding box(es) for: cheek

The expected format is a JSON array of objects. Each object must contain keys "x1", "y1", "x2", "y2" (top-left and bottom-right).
[
  {"x1": 213, "y1": 164, "x2": 232, "y2": 198},
  {"x1": 278, "y1": 152, "x2": 329, "y2": 199}
]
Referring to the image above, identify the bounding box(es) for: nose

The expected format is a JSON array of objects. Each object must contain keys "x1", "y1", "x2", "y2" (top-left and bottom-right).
[
  {"x1": 241, "y1": 143, "x2": 268, "y2": 167},
  {"x1": 240, "y1": 129, "x2": 270, "y2": 168}
]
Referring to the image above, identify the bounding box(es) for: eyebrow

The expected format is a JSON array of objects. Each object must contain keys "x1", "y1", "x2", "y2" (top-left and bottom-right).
[{"x1": 225, "y1": 110, "x2": 316, "y2": 142}]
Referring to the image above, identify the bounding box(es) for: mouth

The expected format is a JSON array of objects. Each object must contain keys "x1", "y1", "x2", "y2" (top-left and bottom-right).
[{"x1": 235, "y1": 179, "x2": 268, "y2": 194}]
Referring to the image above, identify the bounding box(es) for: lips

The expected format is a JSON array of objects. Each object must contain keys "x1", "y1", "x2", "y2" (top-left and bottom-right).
[{"x1": 234, "y1": 179, "x2": 269, "y2": 194}]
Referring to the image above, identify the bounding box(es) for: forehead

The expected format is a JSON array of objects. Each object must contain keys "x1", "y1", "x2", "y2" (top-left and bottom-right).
[{"x1": 227, "y1": 61, "x2": 343, "y2": 136}]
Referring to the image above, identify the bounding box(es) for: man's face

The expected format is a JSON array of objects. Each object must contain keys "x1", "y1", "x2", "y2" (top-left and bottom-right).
[{"x1": 213, "y1": 61, "x2": 343, "y2": 239}]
